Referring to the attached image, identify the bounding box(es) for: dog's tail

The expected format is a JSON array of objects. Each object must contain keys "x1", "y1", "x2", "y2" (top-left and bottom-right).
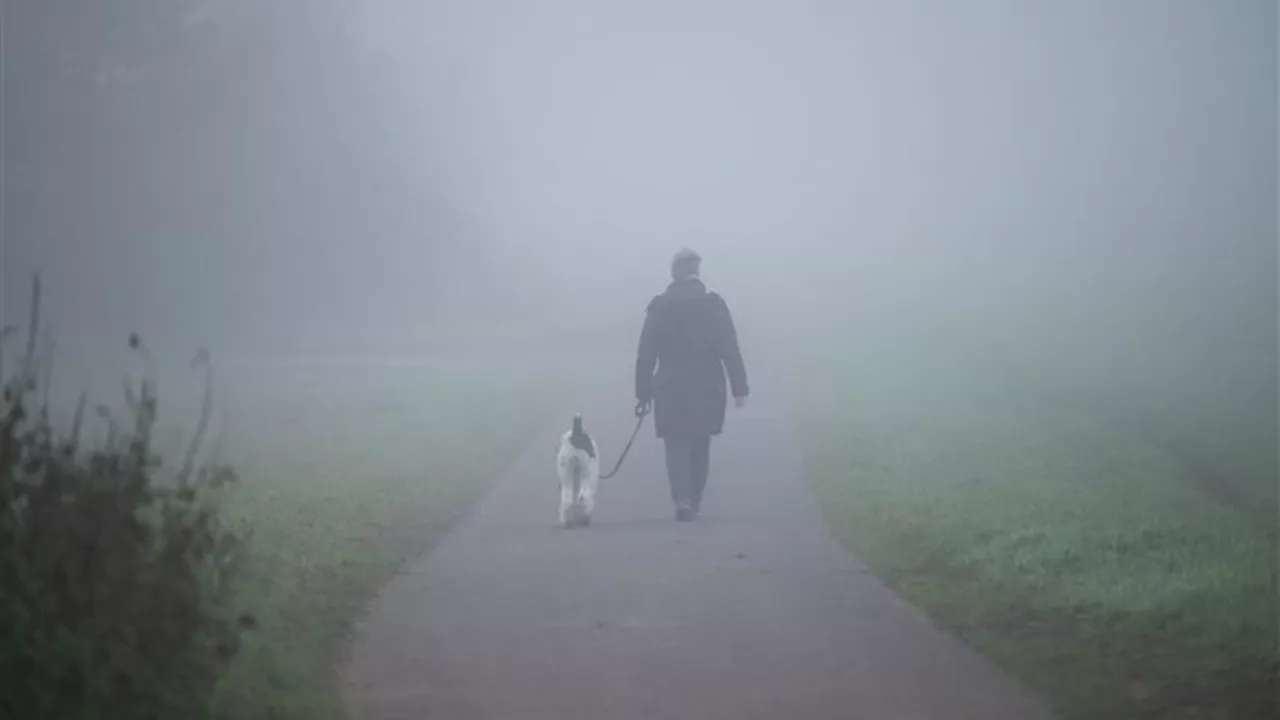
[{"x1": 569, "y1": 413, "x2": 596, "y2": 459}]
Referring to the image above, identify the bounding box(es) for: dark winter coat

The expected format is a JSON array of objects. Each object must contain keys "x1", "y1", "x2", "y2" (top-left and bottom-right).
[{"x1": 635, "y1": 278, "x2": 749, "y2": 439}]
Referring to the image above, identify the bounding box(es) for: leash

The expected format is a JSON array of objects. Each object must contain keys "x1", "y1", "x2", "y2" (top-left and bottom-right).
[{"x1": 600, "y1": 402, "x2": 650, "y2": 480}]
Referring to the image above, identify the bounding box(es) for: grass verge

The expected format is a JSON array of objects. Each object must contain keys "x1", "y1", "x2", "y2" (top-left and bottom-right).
[
  {"x1": 204, "y1": 359, "x2": 567, "y2": 719},
  {"x1": 789, "y1": 347, "x2": 1276, "y2": 720}
]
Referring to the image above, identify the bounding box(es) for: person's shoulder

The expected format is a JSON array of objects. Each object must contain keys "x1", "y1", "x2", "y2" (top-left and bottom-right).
[{"x1": 704, "y1": 289, "x2": 730, "y2": 308}]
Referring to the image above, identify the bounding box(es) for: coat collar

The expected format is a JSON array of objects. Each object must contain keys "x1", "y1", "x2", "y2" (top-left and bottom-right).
[{"x1": 664, "y1": 278, "x2": 708, "y2": 301}]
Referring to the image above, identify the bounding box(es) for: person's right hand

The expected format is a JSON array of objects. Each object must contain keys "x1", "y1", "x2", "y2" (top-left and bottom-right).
[{"x1": 733, "y1": 395, "x2": 746, "y2": 409}]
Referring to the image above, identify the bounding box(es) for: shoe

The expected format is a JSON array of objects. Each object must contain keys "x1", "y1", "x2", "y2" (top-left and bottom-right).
[{"x1": 675, "y1": 500, "x2": 696, "y2": 522}]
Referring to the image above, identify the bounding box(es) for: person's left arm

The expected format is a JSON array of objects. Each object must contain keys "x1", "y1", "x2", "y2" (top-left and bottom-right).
[{"x1": 635, "y1": 297, "x2": 661, "y2": 407}]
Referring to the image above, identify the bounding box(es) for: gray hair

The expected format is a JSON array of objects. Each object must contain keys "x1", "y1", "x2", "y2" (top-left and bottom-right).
[{"x1": 671, "y1": 247, "x2": 702, "y2": 280}]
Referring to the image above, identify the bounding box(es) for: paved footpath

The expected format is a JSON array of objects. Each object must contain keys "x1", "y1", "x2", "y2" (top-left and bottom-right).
[{"x1": 341, "y1": 362, "x2": 1056, "y2": 720}]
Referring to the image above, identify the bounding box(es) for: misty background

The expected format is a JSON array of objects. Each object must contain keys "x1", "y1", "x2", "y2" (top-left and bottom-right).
[
  {"x1": 2, "y1": 1, "x2": 1275, "y2": 386},
  {"x1": 3, "y1": 6, "x2": 1275, "y2": 717}
]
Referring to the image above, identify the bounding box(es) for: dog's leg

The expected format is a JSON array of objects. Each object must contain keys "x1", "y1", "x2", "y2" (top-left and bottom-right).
[
  {"x1": 579, "y1": 475, "x2": 597, "y2": 527},
  {"x1": 559, "y1": 482, "x2": 575, "y2": 529}
]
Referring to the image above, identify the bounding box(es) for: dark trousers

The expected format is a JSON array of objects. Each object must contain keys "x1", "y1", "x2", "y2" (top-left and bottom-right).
[{"x1": 664, "y1": 435, "x2": 712, "y2": 507}]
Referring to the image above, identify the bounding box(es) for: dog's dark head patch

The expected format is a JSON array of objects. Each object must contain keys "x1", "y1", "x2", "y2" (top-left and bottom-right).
[{"x1": 569, "y1": 414, "x2": 596, "y2": 458}]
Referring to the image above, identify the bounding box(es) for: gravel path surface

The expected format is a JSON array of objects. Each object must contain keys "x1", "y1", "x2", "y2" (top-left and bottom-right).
[{"x1": 341, "y1": 365, "x2": 1055, "y2": 719}]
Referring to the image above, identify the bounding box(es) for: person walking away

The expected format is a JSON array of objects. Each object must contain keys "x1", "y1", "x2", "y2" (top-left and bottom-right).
[{"x1": 635, "y1": 248, "x2": 749, "y2": 522}]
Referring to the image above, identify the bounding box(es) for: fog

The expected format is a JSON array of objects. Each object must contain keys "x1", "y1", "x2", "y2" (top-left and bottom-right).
[
  {"x1": 4, "y1": 7, "x2": 1276, "y2": 717},
  {"x1": 2, "y1": 1, "x2": 1276, "y2": 379}
]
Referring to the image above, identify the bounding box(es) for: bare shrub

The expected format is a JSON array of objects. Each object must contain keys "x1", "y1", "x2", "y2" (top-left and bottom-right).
[{"x1": 0, "y1": 274, "x2": 254, "y2": 719}]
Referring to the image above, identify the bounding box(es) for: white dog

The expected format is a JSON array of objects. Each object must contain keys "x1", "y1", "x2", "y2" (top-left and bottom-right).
[{"x1": 556, "y1": 414, "x2": 600, "y2": 529}]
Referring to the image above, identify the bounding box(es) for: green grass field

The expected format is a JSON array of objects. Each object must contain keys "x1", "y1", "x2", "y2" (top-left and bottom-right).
[
  {"x1": 788, "y1": 343, "x2": 1277, "y2": 720},
  {"x1": 178, "y1": 358, "x2": 569, "y2": 719}
]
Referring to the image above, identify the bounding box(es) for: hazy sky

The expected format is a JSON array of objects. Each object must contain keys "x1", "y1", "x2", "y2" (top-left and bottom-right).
[{"x1": 2, "y1": 0, "x2": 1275, "y2": 360}]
